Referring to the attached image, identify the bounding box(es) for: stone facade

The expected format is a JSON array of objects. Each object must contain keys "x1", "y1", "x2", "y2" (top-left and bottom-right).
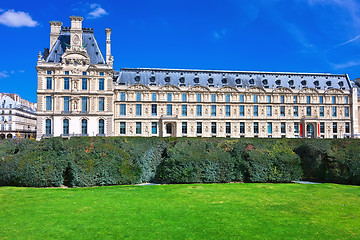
[
  {"x1": 36, "y1": 16, "x2": 359, "y2": 139},
  {"x1": 0, "y1": 93, "x2": 37, "y2": 139}
]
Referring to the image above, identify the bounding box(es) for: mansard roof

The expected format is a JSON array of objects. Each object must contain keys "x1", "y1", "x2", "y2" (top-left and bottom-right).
[
  {"x1": 45, "y1": 28, "x2": 105, "y2": 65},
  {"x1": 116, "y1": 68, "x2": 352, "y2": 91}
]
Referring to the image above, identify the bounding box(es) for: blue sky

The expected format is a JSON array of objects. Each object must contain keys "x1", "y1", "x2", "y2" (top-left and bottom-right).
[{"x1": 1, "y1": 0, "x2": 360, "y2": 102}]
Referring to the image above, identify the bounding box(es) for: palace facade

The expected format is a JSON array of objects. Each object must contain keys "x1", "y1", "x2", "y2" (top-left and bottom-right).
[{"x1": 36, "y1": 16, "x2": 359, "y2": 139}]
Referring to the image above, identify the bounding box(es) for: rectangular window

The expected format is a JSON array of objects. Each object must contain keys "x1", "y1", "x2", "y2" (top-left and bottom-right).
[
  {"x1": 280, "y1": 95, "x2": 285, "y2": 103},
  {"x1": 253, "y1": 105, "x2": 258, "y2": 117},
  {"x1": 320, "y1": 122, "x2": 325, "y2": 134},
  {"x1": 345, "y1": 107, "x2": 349, "y2": 117},
  {"x1": 254, "y1": 122, "x2": 259, "y2": 134},
  {"x1": 120, "y1": 122, "x2": 126, "y2": 134},
  {"x1": 267, "y1": 95, "x2": 271, "y2": 103},
  {"x1": 211, "y1": 105, "x2": 216, "y2": 116},
  {"x1": 197, "y1": 122, "x2": 202, "y2": 134},
  {"x1": 225, "y1": 105, "x2": 230, "y2": 116},
  {"x1": 82, "y1": 78, "x2": 87, "y2": 90},
  {"x1": 280, "y1": 106, "x2": 285, "y2": 116},
  {"x1": 182, "y1": 94, "x2": 187, "y2": 102},
  {"x1": 136, "y1": 104, "x2": 142, "y2": 116},
  {"x1": 82, "y1": 72, "x2": 87, "y2": 76},
  {"x1": 345, "y1": 122, "x2": 350, "y2": 133},
  {"x1": 239, "y1": 94, "x2": 244, "y2": 103},
  {"x1": 253, "y1": 95, "x2": 258, "y2": 103},
  {"x1": 332, "y1": 96, "x2": 336, "y2": 104},
  {"x1": 136, "y1": 122, "x2": 142, "y2": 134},
  {"x1": 152, "y1": 104, "x2": 157, "y2": 116},
  {"x1": 167, "y1": 93, "x2": 172, "y2": 102},
  {"x1": 197, "y1": 105, "x2": 202, "y2": 116},
  {"x1": 293, "y1": 96, "x2": 298, "y2": 103},
  {"x1": 267, "y1": 106, "x2": 272, "y2": 117},
  {"x1": 63, "y1": 96, "x2": 69, "y2": 112},
  {"x1": 267, "y1": 123, "x2": 272, "y2": 134},
  {"x1": 240, "y1": 122, "x2": 245, "y2": 134},
  {"x1": 64, "y1": 77, "x2": 69, "y2": 90},
  {"x1": 46, "y1": 77, "x2": 52, "y2": 89},
  {"x1": 82, "y1": 97, "x2": 87, "y2": 112},
  {"x1": 226, "y1": 122, "x2": 231, "y2": 134},
  {"x1": 225, "y1": 94, "x2": 230, "y2": 103},
  {"x1": 65, "y1": 71, "x2": 69, "y2": 75},
  {"x1": 332, "y1": 106, "x2": 337, "y2": 117},
  {"x1": 136, "y1": 93, "x2": 141, "y2": 101},
  {"x1": 120, "y1": 104, "x2": 126, "y2": 116},
  {"x1": 152, "y1": 93, "x2": 157, "y2": 101},
  {"x1": 152, "y1": 122, "x2": 157, "y2": 134},
  {"x1": 47, "y1": 70, "x2": 52, "y2": 75},
  {"x1": 211, "y1": 122, "x2": 216, "y2": 134},
  {"x1": 319, "y1": 106, "x2": 324, "y2": 117},
  {"x1": 239, "y1": 105, "x2": 245, "y2": 117},
  {"x1": 344, "y1": 96, "x2": 348, "y2": 104},
  {"x1": 182, "y1": 122, "x2": 187, "y2": 134},
  {"x1": 294, "y1": 106, "x2": 298, "y2": 117},
  {"x1": 99, "y1": 97, "x2": 104, "y2": 111},
  {"x1": 99, "y1": 78, "x2": 104, "y2": 90},
  {"x1": 281, "y1": 122, "x2": 286, "y2": 134},
  {"x1": 307, "y1": 106, "x2": 311, "y2": 116},
  {"x1": 182, "y1": 105, "x2": 187, "y2": 116},
  {"x1": 99, "y1": 72, "x2": 104, "y2": 76},
  {"x1": 197, "y1": 94, "x2": 201, "y2": 102},
  {"x1": 211, "y1": 94, "x2": 216, "y2": 103},
  {"x1": 333, "y1": 122, "x2": 337, "y2": 133},
  {"x1": 294, "y1": 123, "x2": 299, "y2": 134},
  {"x1": 167, "y1": 104, "x2": 172, "y2": 116},
  {"x1": 120, "y1": 92, "x2": 125, "y2": 101},
  {"x1": 46, "y1": 96, "x2": 52, "y2": 111},
  {"x1": 307, "y1": 96, "x2": 311, "y2": 103},
  {"x1": 319, "y1": 96, "x2": 323, "y2": 104}
]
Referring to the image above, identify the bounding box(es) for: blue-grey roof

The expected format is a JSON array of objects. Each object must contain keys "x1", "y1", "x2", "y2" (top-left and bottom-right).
[
  {"x1": 116, "y1": 68, "x2": 352, "y2": 91},
  {"x1": 46, "y1": 28, "x2": 105, "y2": 65}
]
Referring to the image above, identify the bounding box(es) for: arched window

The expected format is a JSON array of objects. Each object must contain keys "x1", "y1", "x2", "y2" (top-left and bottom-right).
[
  {"x1": 45, "y1": 119, "x2": 51, "y2": 135},
  {"x1": 81, "y1": 119, "x2": 88, "y2": 135},
  {"x1": 63, "y1": 119, "x2": 69, "y2": 135},
  {"x1": 99, "y1": 119, "x2": 105, "y2": 135}
]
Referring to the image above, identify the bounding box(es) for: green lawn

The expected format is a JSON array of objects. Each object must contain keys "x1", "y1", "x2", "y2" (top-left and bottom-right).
[{"x1": 1, "y1": 183, "x2": 359, "y2": 240}]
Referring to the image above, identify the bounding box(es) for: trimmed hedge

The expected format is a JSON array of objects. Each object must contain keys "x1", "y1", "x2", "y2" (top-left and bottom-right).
[{"x1": 1, "y1": 137, "x2": 360, "y2": 187}]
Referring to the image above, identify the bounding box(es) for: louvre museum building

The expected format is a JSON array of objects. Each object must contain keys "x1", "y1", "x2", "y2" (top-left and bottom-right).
[{"x1": 36, "y1": 16, "x2": 359, "y2": 139}]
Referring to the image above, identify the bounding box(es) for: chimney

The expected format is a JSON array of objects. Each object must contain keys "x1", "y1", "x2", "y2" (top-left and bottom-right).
[
  {"x1": 69, "y1": 16, "x2": 83, "y2": 48},
  {"x1": 49, "y1": 21, "x2": 63, "y2": 50},
  {"x1": 105, "y1": 28, "x2": 112, "y2": 64}
]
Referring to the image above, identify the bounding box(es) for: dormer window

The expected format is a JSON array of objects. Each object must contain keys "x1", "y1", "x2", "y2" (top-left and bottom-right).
[
  {"x1": 165, "y1": 76, "x2": 171, "y2": 83},
  {"x1": 135, "y1": 76, "x2": 140, "y2": 82},
  {"x1": 249, "y1": 79, "x2": 254, "y2": 85},
  {"x1": 338, "y1": 81, "x2": 344, "y2": 87},
  {"x1": 222, "y1": 78, "x2": 228, "y2": 84},
  {"x1": 150, "y1": 76, "x2": 156, "y2": 82},
  {"x1": 194, "y1": 77, "x2": 200, "y2": 84},
  {"x1": 179, "y1": 77, "x2": 185, "y2": 83},
  {"x1": 301, "y1": 80, "x2": 307, "y2": 86},
  {"x1": 326, "y1": 81, "x2": 332, "y2": 86},
  {"x1": 288, "y1": 80, "x2": 294, "y2": 86},
  {"x1": 314, "y1": 80, "x2": 319, "y2": 86},
  {"x1": 275, "y1": 79, "x2": 281, "y2": 86},
  {"x1": 262, "y1": 79, "x2": 268, "y2": 85},
  {"x1": 235, "y1": 78, "x2": 241, "y2": 84},
  {"x1": 208, "y1": 78, "x2": 214, "y2": 84}
]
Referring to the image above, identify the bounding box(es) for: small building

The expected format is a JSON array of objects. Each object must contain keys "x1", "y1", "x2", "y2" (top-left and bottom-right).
[{"x1": 0, "y1": 93, "x2": 37, "y2": 139}]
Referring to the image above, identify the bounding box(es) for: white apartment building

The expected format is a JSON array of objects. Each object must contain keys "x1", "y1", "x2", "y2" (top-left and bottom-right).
[
  {"x1": 36, "y1": 16, "x2": 359, "y2": 139},
  {"x1": 0, "y1": 93, "x2": 37, "y2": 139}
]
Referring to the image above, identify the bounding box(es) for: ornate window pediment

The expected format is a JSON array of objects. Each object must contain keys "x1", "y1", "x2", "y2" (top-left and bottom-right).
[
  {"x1": 272, "y1": 87, "x2": 293, "y2": 94},
  {"x1": 325, "y1": 88, "x2": 344, "y2": 94},
  {"x1": 159, "y1": 84, "x2": 180, "y2": 91},
  {"x1": 299, "y1": 87, "x2": 319, "y2": 94},
  {"x1": 189, "y1": 85, "x2": 210, "y2": 92},
  {"x1": 244, "y1": 86, "x2": 266, "y2": 94},
  {"x1": 127, "y1": 84, "x2": 150, "y2": 91},
  {"x1": 216, "y1": 86, "x2": 239, "y2": 93}
]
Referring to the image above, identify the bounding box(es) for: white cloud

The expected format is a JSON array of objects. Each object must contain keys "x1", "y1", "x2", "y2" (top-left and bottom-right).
[
  {"x1": 332, "y1": 60, "x2": 360, "y2": 69},
  {"x1": 88, "y1": 4, "x2": 108, "y2": 19},
  {"x1": 213, "y1": 29, "x2": 227, "y2": 40},
  {"x1": 0, "y1": 9, "x2": 38, "y2": 27},
  {"x1": 0, "y1": 71, "x2": 9, "y2": 79}
]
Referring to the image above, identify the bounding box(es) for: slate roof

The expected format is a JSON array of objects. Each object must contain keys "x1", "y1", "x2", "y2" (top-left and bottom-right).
[
  {"x1": 46, "y1": 27, "x2": 105, "y2": 65},
  {"x1": 116, "y1": 68, "x2": 352, "y2": 91}
]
